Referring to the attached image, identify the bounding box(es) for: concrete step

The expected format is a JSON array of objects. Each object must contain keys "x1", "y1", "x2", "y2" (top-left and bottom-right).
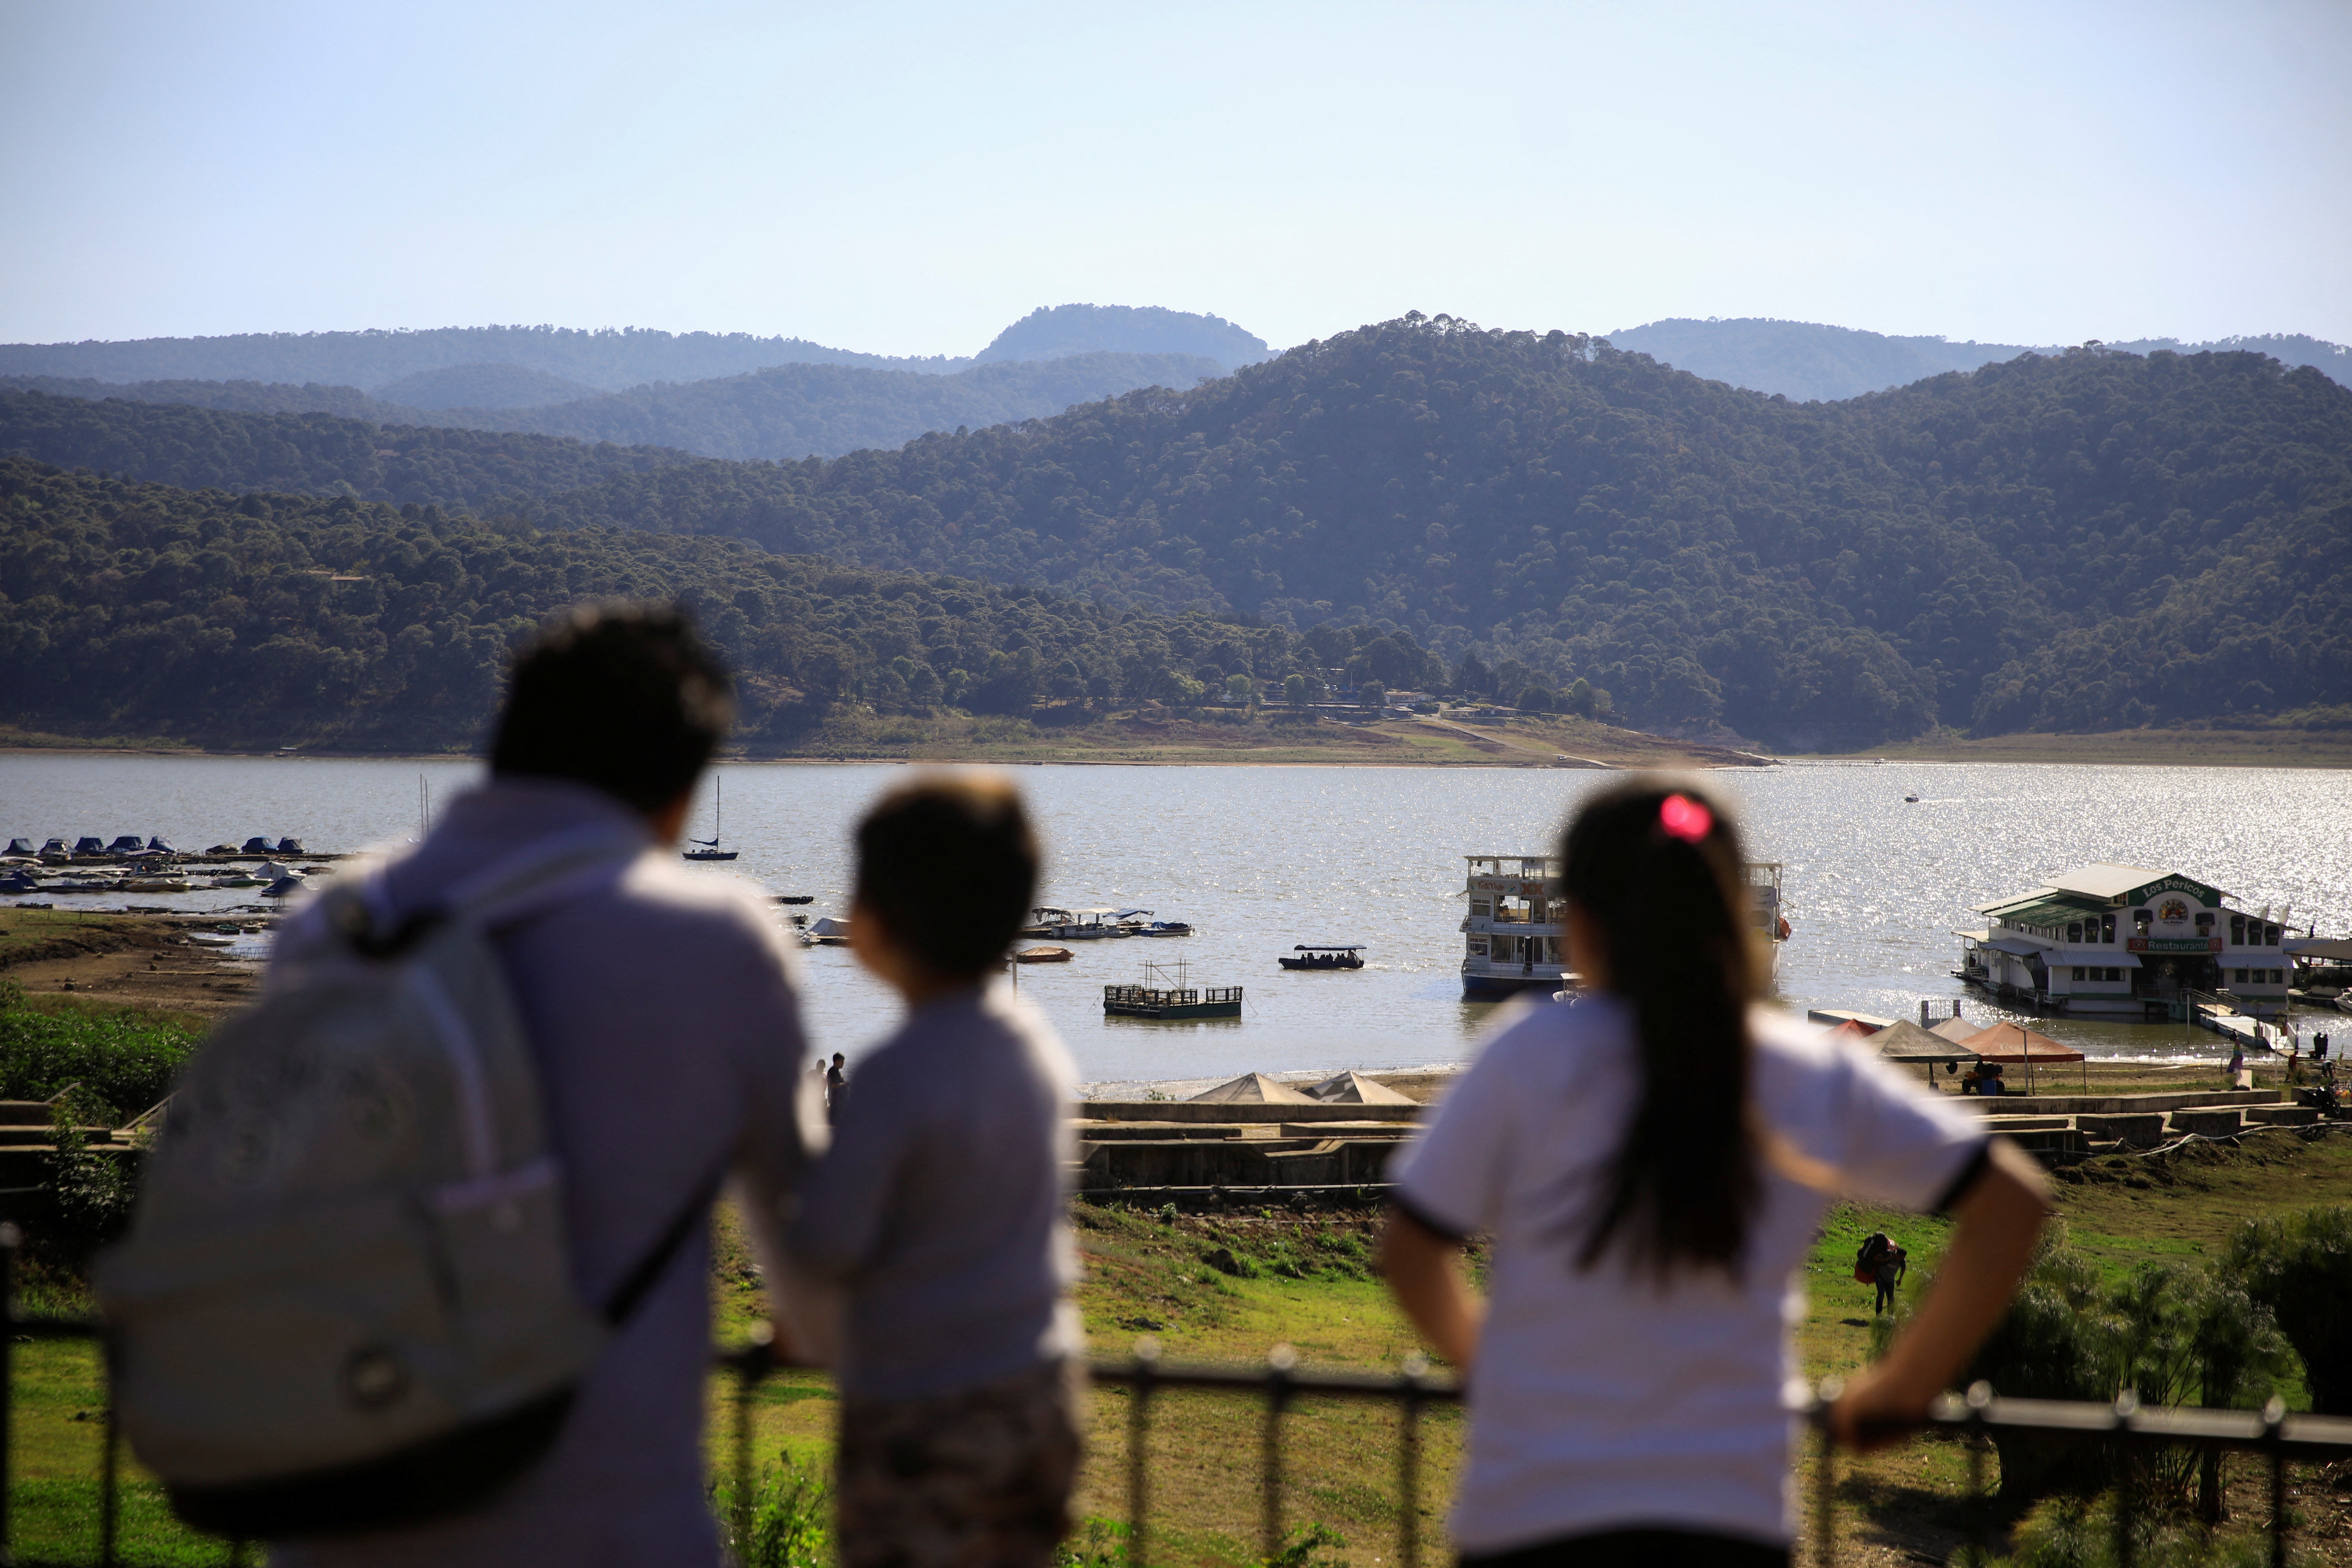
[{"x1": 2169, "y1": 1109, "x2": 2245, "y2": 1137}]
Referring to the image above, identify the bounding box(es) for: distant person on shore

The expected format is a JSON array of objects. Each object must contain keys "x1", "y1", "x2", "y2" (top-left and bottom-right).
[
  {"x1": 2231, "y1": 1043, "x2": 2252, "y2": 1089},
  {"x1": 826, "y1": 1051, "x2": 849, "y2": 1121},
  {"x1": 1382, "y1": 778, "x2": 2047, "y2": 1568},
  {"x1": 788, "y1": 776, "x2": 1081, "y2": 1568},
  {"x1": 268, "y1": 604, "x2": 822, "y2": 1568}
]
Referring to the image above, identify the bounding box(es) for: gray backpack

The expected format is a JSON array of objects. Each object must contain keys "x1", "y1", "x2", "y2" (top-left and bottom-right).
[{"x1": 95, "y1": 830, "x2": 698, "y2": 1538}]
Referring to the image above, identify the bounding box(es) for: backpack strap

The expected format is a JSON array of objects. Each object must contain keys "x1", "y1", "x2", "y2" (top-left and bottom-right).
[
  {"x1": 602, "y1": 1165, "x2": 726, "y2": 1327},
  {"x1": 336, "y1": 826, "x2": 648, "y2": 960}
]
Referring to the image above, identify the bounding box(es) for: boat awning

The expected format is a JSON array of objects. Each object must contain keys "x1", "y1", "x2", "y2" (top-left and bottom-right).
[
  {"x1": 1954, "y1": 929, "x2": 1990, "y2": 944},
  {"x1": 1294, "y1": 944, "x2": 1364, "y2": 952},
  {"x1": 1112, "y1": 908, "x2": 1152, "y2": 921},
  {"x1": 1981, "y1": 937, "x2": 2050, "y2": 958},
  {"x1": 2284, "y1": 937, "x2": 2352, "y2": 961}
]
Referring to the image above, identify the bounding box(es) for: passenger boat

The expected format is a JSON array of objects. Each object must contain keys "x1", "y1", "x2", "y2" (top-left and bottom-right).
[
  {"x1": 1458, "y1": 854, "x2": 1788, "y2": 1000},
  {"x1": 683, "y1": 775, "x2": 740, "y2": 862},
  {"x1": 1279, "y1": 945, "x2": 1365, "y2": 971},
  {"x1": 1104, "y1": 958, "x2": 1242, "y2": 1019},
  {"x1": 1023, "y1": 906, "x2": 1126, "y2": 939}
]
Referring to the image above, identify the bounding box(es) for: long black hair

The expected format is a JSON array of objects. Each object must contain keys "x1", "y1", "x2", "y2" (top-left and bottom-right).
[{"x1": 1560, "y1": 777, "x2": 1761, "y2": 1279}]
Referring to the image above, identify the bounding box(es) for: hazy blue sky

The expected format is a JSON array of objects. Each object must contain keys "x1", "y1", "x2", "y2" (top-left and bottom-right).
[{"x1": 3, "y1": 1, "x2": 2347, "y2": 355}]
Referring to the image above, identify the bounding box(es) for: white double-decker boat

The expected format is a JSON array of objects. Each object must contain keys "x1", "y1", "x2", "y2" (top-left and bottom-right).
[{"x1": 1457, "y1": 853, "x2": 1787, "y2": 1000}]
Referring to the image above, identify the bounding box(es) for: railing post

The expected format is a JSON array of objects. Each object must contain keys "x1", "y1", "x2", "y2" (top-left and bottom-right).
[
  {"x1": 1398, "y1": 1354, "x2": 1428, "y2": 1568},
  {"x1": 1129, "y1": 1337, "x2": 1158, "y2": 1568},
  {"x1": 1813, "y1": 1378, "x2": 1840, "y2": 1568},
  {"x1": 99, "y1": 1362, "x2": 119, "y2": 1568},
  {"x1": 1262, "y1": 1344, "x2": 1296, "y2": 1564},
  {"x1": 2264, "y1": 1396, "x2": 2288, "y2": 1568},
  {"x1": 1, "y1": 1220, "x2": 17, "y2": 1568},
  {"x1": 733, "y1": 1323, "x2": 773, "y2": 1559},
  {"x1": 2112, "y1": 1392, "x2": 2138, "y2": 1568},
  {"x1": 1966, "y1": 1381, "x2": 1992, "y2": 1568}
]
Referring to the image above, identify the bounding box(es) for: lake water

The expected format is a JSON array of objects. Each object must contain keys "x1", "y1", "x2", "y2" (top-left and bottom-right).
[{"x1": 5, "y1": 754, "x2": 2347, "y2": 1086}]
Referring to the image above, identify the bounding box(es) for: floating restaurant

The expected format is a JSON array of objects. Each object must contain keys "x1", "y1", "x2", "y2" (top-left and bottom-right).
[
  {"x1": 1956, "y1": 862, "x2": 2292, "y2": 1020},
  {"x1": 1458, "y1": 853, "x2": 1787, "y2": 1000}
]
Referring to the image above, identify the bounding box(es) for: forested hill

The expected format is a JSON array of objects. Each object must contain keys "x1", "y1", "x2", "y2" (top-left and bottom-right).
[
  {"x1": 0, "y1": 458, "x2": 1322, "y2": 752},
  {"x1": 0, "y1": 389, "x2": 708, "y2": 515},
  {"x1": 6, "y1": 318, "x2": 2345, "y2": 747},
  {"x1": 3, "y1": 349, "x2": 1225, "y2": 463},
  {"x1": 523, "y1": 322, "x2": 2352, "y2": 744}
]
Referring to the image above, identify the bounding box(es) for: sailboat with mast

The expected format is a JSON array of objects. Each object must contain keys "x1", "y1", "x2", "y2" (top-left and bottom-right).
[{"x1": 683, "y1": 774, "x2": 739, "y2": 862}]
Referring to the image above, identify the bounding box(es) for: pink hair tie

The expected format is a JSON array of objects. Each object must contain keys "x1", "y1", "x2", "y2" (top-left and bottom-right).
[{"x1": 1658, "y1": 793, "x2": 1712, "y2": 843}]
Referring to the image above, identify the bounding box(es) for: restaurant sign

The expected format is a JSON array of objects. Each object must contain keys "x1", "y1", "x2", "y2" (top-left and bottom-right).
[{"x1": 2127, "y1": 937, "x2": 2222, "y2": 954}]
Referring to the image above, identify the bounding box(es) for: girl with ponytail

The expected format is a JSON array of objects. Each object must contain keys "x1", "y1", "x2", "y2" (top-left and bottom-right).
[{"x1": 1384, "y1": 778, "x2": 2046, "y2": 1568}]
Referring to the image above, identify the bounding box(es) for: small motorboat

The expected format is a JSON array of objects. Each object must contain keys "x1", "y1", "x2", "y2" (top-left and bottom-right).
[
  {"x1": 4, "y1": 839, "x2": 36, "y2": 857},
  {"x1": 276, "y1": 836, "x2": 305, "y2": 854},
  {"x1": 1016, "y1": 946, "x2": 1074, "y2": 964},
  {"x1": 74, "y1": 837, "x2": 107, "y2": 855},
  {"x1": 107, "y1": 834, "x2": 145, "y2": 854},
  {"x1": 1113, "y1": 908, "x2": 1194, "y2": 938},
  {"x1": 241, "y1": 836, "x2": 276, "y2": 854},
  {"x1": 771, "y1": 894, "x2": 815, "y2": 906},
  {"x1": 261, "y1": 876, "x2": 306, "y2": 899},
  {"x1": 1903, "y1": 794, "x2": 1919, "y2": 804},
  {"x1": 801, "y1": 915, "x2": 853, "y2": 947},
  {"x1": 1278, "y1": 944, "x2": 1366, "y2": 971},
  {"x1": 146, "y1": 836, "x2": 176, "y2": 854}
]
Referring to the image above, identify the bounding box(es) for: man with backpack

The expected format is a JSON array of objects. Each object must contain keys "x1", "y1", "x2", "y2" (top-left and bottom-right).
[
  {"x1": 1855, "y1": 1232, "x2": 1909, "y2": 1315},
  {"x1": 102, "y1": 604, "x2": 822, "y2": 1566}
]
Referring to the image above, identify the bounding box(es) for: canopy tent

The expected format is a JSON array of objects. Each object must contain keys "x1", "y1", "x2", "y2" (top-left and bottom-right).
[
  {"x1": 1956, "y1": 1020, "x2": 2087, "y2": 1093},
  {"x1": 1871, "y1": 1018, "x2": 1977, "y2": 1064},
  {"x1": 1824, "y1": 1020, "x2": 1874, "y2": 1041},
  {"x1": 1928, "y1": 1016, "x2": 1983, "y2": 1045},
  {"x1": 1958, "y1": 1022, "x2": 2085, "y2": 1063},
  {"x1": 1305, "y1": 1070, "x2": 1416, "y2": 1105},
  {"x1": 1188, "y1": 1073, "x2": 1317, "y2": 1105}
]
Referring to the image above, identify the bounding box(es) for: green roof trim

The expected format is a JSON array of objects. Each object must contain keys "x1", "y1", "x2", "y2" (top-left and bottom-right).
[{"x1": 1977, "y1": 890, "x2": 2112, "y2": 923}]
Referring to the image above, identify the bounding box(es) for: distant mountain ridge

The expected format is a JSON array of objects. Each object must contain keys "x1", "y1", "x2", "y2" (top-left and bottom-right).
[
  {"x1": 0, "y1": 348, "x2": 1227, "y2": 461},
  {"x1": 0, "y1": 303, "x2": 1266, "y2": 393},
  {"x1": 1609, "y1": 318, "x2": 2352, "y2": 402}
]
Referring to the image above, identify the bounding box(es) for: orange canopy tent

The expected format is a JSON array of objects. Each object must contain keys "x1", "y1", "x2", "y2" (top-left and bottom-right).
[{"x1": 1956, "y1": 1021, "x2": 2087, "y2": 1093}]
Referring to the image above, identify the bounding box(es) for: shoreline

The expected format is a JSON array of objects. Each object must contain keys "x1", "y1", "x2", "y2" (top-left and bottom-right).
[{"x1": 9, "y1": 723, "x2": 2349, "y2": 769}]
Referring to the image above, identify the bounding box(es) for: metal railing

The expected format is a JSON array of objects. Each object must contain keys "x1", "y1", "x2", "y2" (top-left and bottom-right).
[{"x1": 12, "y1": 1227, "x2": 2352, "y2": 1568}]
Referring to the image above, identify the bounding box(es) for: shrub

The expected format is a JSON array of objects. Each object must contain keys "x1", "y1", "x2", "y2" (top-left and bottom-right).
[
  {"x1": 2220, "y1": 1205, "x2": 2352, "y2": 1414},
  {"x1": 1956, "y1": 1229, "x2": 2294, "y2": 1509},
  {"x1": 710, "y1": 1455, "x2": 831, "y2": 1568},
  {"x1": 0, "y1": 979, "x2": 201, "y2": 1125}
]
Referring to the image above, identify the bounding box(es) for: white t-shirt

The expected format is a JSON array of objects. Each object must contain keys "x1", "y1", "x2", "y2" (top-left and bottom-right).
[{"x1": 1390, "y1": 996, "x2": 1986, "y2": 1553}]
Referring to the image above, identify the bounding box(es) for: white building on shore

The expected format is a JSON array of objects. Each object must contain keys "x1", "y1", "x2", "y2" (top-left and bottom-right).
[{"x1": 1956, "y1": 862, "x2": 2291, "y2": 1020}]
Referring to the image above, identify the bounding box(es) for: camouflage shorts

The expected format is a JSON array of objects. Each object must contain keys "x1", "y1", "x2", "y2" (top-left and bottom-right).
[{"x1": 836, "y1": 1359, "x2": 1085, "y2": 1568}]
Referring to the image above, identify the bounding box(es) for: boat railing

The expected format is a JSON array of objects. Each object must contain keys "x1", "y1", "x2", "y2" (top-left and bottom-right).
[
  {"x1": 1105, "y1": 985, "x2": 1199, "y2": 1007},
  {"x1": 1202, "y1": 987, "x2": 1244, "y2": 1004}
]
